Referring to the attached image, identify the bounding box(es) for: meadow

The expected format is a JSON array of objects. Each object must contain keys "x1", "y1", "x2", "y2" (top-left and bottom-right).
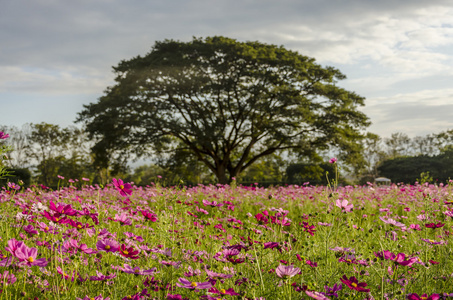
[{"x1": 0, "y1": 176, "x2": 452, "y2": 300}]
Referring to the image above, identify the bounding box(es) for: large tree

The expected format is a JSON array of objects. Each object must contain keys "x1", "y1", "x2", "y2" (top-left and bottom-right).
[{"x1": 77, "y1": 36, "x2": 370, "y2": 183}]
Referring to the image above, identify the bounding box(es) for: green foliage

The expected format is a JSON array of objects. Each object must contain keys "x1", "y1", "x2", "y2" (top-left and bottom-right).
[
  {"x1": 286, "y1": 162, "x2": 336, "y2": 185},
  {"x1": 78, "y1": 36, "x2": 370, "y2": 184},
  {"x1": 25, "y1": 123, "x2": 97, "y2": 187},
  {"x1": 377, "y1": 151, "x2": 452, "y2": 184},
  {"x1": 0, "y1": 168, "x2": 31, "y2": 187}
]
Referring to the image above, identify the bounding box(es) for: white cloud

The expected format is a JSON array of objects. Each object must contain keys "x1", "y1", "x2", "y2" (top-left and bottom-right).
[{"x1": 0, "y1": 66, "x2": 112, "y2": 95}]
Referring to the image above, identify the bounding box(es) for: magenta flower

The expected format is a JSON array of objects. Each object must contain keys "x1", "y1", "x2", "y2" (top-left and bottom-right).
[
  {"x1": 339, "y1": 275, "x2": 370, "y2": 292},
  {"x1": 112, "y1": 178, "x2": 133, "y2": 196},
  {"x1": 275, "y1": 264, "x2": 301, "y2": 279},
  {"x1": 49, "y1": 200, "x2": 77, "y2": 216},
  {"x1": 0, "y1": 132, "x2": 9, "y2": 139},
  {"x1": 407, "y1": 293, "x2": 440, "y2": 300},
  {"x1": 141, "y1": 210, "x2": 158, "y2": 222},
  {"x1": 329, "y1": 157, "x2": 337, "y2": 164},
  {"x1": 96, "y1": 239, "x2": 120, "y2": 253},
  {"x1": 175, "y1": 277, "x2": 212, "y2": 290},
  {"x1": 425, "y1": 222, "x2": 445, "y2": 229},
  {"x1": 119, "y1": 244, "x2": 140, "y2": 259},
  {"x1": 166, "y1": 294, "x2": 188, "y2": 300}
]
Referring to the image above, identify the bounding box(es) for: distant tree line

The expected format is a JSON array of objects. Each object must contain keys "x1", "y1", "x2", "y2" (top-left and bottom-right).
[{"x1": 3, "y1": 123, "x2": 453, "y2": 187}]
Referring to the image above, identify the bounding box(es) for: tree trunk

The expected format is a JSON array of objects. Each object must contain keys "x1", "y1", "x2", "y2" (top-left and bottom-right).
[{"x1": 215, "y1": 165, "x2": 229, "y2": 184}]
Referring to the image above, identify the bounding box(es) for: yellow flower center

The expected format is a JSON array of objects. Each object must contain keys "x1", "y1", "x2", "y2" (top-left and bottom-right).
[
  {"x1": 191, "y1": 282, "x2": 197, "y2": 287},
  {"x1": 45, "y1": 226, "x2": 49, "y2": 231},
  {"x1": 27, "y1": 257, "x2": 34, "y2": 263},
  {"x1": 77, "y1": 225, "x2": 82, "y2": 229},
  {"x1": 120, "y1": 185, "x2": 124, "y2": 189},
  {"x1": 220, "y1": 289, "x2": 226, "y2": 294},
  {"x1": 91, "y1": 298, "x2": 95, "y2": 300},
  {"x1": 421, "y1": 297, "x2": 427, "y2": 300},
  {"x1": 351, "y1": 282, "x2": 357, "y2": 287},
  {"x1": 105, "y1": 245, "x2": 111, "y2": 250},
  {"x1": 123, "y1": 250, "x2": 129, "y2": 255},
  {"x1": 134, "y1": 269, "x2": 139, "y2": 273},
  {"x1": 429, "y1": 239, "x2": 435, "y2": 243},
  {"x1": 55, "y1": 218, "x2": 59, "y2": 221}
]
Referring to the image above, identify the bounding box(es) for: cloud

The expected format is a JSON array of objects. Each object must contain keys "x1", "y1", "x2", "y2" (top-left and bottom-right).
[
  {"x1": 1, "y1": 0, "x2": 453, "y2": 138},
  {"x1": 0, "y1": 66, "x2": 111, "y2": 95},
  {"x1": 362, "y1": 88, "x2": 453, "y2": 137}
]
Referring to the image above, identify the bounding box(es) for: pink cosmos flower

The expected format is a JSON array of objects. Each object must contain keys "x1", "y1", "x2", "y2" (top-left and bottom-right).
[
  {"x1": 96, "y1": 239, "x2": 120, "y2": 253},
  {"x1": 202, "y1": 199, "x2": 223, "y2": 207},
  {"x1": 12, "y1": 242, "x2": 48, "y2": 267},
  {"x1": 114, "y1": 213, "x2": 132, "y2": 226},
  {"x1": 329, "y1": 157, "x2": 337, "y2": 164},
  {"x1": 306, "y1": 290, "x2": 331, "y2": 300},
  {"x1": 410, "y1": 224, "x2": 421, "y2": 231},
  {"x1": 204, "y1": 268, "x2": 233, "y2": 279},
  {"x1": 76, "y1": 295, "x2": 110, "y2": 300},
  {"x1": 124, "y1": 232, "x2": 144, "y2": 243},
  {"x1": 90, "y1": 271, "x2": 117, "y2": 281},
  {"x1": 23, "y1": 225, "x2": 38, "y2": 236},
  {"x1": 183, "y1": 266, "x2": 201, "y2": 277},
  {"x1": 208, "y1": 287, "x2": 240, "y2": 296},
  {"x1": 121, "y1": 264, "x2": 158, "y2": 275},
  {"x1": 112, "y1": 178, "x2": 133, "y2": 196},
  {"x1": 379, "y1": 217, "x2": 406, "y2": 230},
  {"x1": 335, "y1": 199, "x2": 353, "y2": 212},
  {"x1": 275, "y1": 264, "x2": 301, "y2": 278},
  {"x1": 421, "y1": 238, "x2": 446, "y2": 245},
  {"x1": 7, "y1": 182, "x2": 20, "y2": 190},
  {"x1": 175, "y1": 277, "x2": 212, "y2": 290},
  {"x1": 166, "y1": 294, "x2": 188, "y2": 300},
  {"x1": 0, "y1": 271, "x2": 16, "y2": 286}
]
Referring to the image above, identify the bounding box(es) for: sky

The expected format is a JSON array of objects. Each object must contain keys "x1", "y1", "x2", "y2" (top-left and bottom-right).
[{"x1": 1, "y1": 0, "x2": 453, "y2": 139}]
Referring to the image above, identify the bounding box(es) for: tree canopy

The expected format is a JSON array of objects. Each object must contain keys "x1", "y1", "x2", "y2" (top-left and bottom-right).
[{"x1": 77, "y1": 36, "x2": 370, "y2": 183}]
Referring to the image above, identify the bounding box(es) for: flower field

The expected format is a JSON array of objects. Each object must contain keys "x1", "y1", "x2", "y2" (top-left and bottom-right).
[{"x1": 1, "y1": 179, "x2": 453, "y2": 300}]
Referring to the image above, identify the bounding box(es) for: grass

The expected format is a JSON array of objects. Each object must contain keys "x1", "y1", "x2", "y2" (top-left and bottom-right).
[{"x1": 0, "y1": 179, "x2": 451, "y2": 300}]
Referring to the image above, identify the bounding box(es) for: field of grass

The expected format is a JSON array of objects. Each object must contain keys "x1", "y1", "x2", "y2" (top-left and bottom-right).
[{"x1": 0, "y1": 178, "x2": 452, "y2": 300}]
